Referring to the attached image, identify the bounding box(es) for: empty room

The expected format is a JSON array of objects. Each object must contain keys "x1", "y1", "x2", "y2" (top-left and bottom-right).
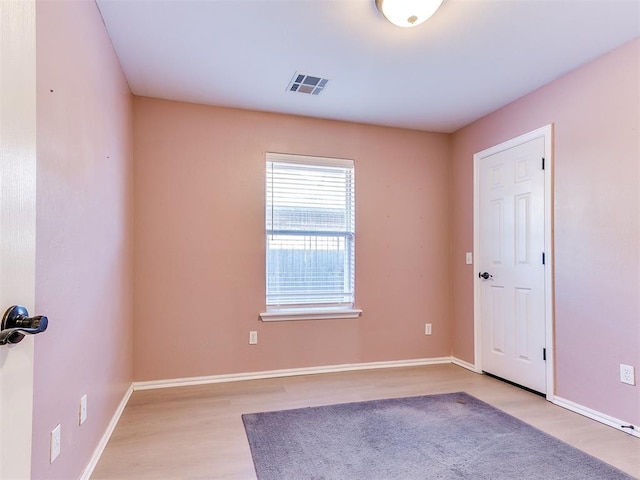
[{"x1": 1, "y1": 0, "x2": 639, "y2": 479}]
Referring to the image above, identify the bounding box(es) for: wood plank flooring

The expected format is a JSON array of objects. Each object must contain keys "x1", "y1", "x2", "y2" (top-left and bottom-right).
[{"x1": 91, "y1": 364, "x2": 640, "y2": 479}]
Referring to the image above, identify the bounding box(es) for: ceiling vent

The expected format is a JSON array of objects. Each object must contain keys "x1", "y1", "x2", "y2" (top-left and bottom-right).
[{"x1": 287, "y1": 72, "x2": 329, "y2": 96}]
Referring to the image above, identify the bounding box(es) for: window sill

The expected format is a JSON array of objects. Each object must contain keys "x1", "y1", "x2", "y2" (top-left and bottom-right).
[{"x1": 260, "y1": 308, "x2": 363, "y2": 322}]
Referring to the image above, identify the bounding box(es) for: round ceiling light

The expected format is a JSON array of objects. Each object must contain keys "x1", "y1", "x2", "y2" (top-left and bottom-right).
[{"x1": 375, "y1": 0, "x2": 444, "y2": 28}]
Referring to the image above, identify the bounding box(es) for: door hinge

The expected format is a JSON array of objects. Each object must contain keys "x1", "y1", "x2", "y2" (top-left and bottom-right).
[
  {"x1": 542, "y1": 252, "x2": 546, "y2": 265},
  {"x1": 542, "y1": 157, "x2": 545, "y2": 170},
  {"x1": 543, "y1": 348, "x2": 546, "y2": 361}
]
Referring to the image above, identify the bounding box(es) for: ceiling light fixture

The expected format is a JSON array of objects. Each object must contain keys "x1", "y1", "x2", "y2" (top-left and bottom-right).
[{"x1": 375, "y1": 0, "x2": 444, "y2": 28}]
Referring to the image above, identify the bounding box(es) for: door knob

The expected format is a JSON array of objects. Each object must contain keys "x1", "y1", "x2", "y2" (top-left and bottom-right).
[
  {"x1": 0, "y1": 305, "x2": 48, "y2": 345},
  {"x1": 478, "y1": 272, "x2": 493, "y2": 280}
]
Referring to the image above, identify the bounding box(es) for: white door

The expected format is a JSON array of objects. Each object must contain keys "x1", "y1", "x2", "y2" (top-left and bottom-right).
[
  {"x1": 0, "y1": 1, "x2": 37, "y2": 478},
  {"x1": 475, "y1": 129, "x2": 550, "y2": 394}
]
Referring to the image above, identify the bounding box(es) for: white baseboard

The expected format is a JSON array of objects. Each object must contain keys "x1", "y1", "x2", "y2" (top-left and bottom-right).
[
  {"x1": 80, "y1": 384, "x2": 134, "y2": 480},
  {"x1": 553, "y1": 396, "x2": 639, "y2": 439},
  {"x1": 133, "y1": 357, "x2": 453, "y2": 391},
  {"x1": 451, "y1": 356, "x2": 478, "y2": 372}
]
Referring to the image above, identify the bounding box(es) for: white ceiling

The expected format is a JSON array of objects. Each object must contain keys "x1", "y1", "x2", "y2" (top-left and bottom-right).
[{"x1": 96, "y1": 0, "x2": 640, "y2": 133}]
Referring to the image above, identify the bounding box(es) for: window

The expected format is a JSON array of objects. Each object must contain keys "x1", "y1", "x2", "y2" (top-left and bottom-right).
[{"x1": 261, "y1": 153, "x2": 360, "y2": 321}]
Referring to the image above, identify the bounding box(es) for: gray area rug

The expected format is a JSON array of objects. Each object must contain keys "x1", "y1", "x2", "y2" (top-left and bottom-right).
[{"x1": 242, "y1": 391, "x2": 636, "y2": 480}]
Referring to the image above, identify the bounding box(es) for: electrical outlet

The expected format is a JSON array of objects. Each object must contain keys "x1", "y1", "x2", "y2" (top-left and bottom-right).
[
  {"x1": 249, "y1": 330, "x2": 258, "y2": 345},
  {"x1": 425, "y1": 323, "x2": 432, "y2": 335},
  {"x1": 79, "y1": 394, "x2": 88, "y2": 425},
  {"x1": 50, "y1": 424, "x2": 61, "y2": 463},
  {"x1": 620, "y1": 364, "x2": 635, "y2": 385}
]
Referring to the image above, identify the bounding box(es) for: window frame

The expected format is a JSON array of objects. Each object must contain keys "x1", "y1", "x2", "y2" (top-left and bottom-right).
[{"x1": 260, "y1": 152, "x2": 361, "y2": 322}]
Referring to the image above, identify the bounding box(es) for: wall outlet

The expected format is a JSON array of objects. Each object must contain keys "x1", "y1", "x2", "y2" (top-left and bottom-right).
[
  {"x1": 424, "y1": 323, "x2": 432, "y2": 335},
  {"x1": 249, "y1": 330, "x2": 258, "y2": 345},
  {"x1": 50, "y1": 424, "x2": 61, "y2": 463},
  {"x1": 620, "y1": 364, "x2": 635, "y2": 385},
  {"x1": 79, "y1": 394, "x2": 88, "y2": 425}
]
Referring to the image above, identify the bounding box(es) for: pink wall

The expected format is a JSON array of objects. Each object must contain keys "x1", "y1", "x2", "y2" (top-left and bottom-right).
[
  {"x1": 451, "y1": 38, "x2": 640, "y2": 425},
  {"x1": 133, "y1": 98, "x2": 451, "y2": 381},
  {"x1": 33, "y1": 1, "x2": 134, "y2": 478}
]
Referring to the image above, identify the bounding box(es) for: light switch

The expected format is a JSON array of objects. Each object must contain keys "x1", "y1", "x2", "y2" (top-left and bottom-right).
[{"x1": 465, "y1": 252, "x2": 473, "y2": 265}]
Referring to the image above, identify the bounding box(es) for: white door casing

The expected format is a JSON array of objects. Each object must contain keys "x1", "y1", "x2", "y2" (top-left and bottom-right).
[
  {"x1": 0, "y1": 1, "x2": 37, "y2": 478},
  {"x1": 473, "y1": 125, "x2": 554, "y2": 398}
]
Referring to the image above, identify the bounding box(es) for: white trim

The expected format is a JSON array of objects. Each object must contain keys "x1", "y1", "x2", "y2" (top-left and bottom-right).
[
  {"x1": 133, "y1": 357, "x2": 453, "y2": 391},
  {"x1": 79, "y1": 384, "x2": 134, "y2": 480},
  {"x1": 451, "y1": 356, "x2": 479, "y2": 373},
  {"x1": 260, "y1": 308, "x2": 362, "y2": 321},
  {"x1": 473, "y1": 124, "x2": 555, "y2": 400},
  {"x1": 553, "y1": 396, "x2": 640, "y2": 439},
  {"x1": 266, "y1": 152, "x2": 353, "y2": 168},
  {"x1": 542, "y1": 124, "x2": 555, "y2": 400}
]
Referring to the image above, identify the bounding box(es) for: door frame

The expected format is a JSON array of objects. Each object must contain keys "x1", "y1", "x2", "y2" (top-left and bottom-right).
[{"x1": 472, "y1": 124, "x2": 555, "y2": 400}]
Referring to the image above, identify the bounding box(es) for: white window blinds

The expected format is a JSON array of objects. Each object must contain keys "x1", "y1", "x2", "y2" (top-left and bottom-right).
[{"x1": 266, "y1": 153, "x2": 355, "y2": 309}]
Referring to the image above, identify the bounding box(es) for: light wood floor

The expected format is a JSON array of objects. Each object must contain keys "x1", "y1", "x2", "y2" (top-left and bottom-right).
[{"x1": 91, "y1": 364, "x2": 640, "y2": 479}]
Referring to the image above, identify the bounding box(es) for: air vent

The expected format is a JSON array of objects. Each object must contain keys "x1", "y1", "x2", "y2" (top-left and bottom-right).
[{"x1": 287, "y1": 72, "x2": 329, "y2": 96}]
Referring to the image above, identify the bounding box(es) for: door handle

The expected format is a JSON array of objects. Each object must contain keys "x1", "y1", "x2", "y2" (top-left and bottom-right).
[
  {"x1": 0, "y1": 305, "x2": 48, "y2": 345},
  {"x1": 478, "y1": 272, "x2": 493, "y2": 280}
]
